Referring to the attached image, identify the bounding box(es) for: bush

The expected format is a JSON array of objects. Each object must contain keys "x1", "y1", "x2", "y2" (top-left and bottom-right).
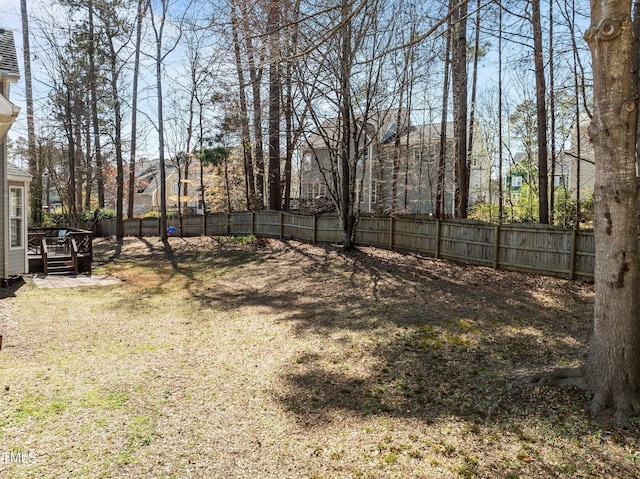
[{"x1": 80, "y1": 208, "x2": 116, "y2": 222}]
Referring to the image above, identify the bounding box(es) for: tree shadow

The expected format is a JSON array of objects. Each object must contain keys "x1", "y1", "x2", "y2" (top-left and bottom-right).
[
  {"x1": 87, "y1": 237, "x2": 640, "y2": 476},
  {"x1": 175, "y1": 241, "x2": 610, "y2": 433},
  {"x1": 94, "y1": 238, "x2": 624, "y2": 429},
  {"x1": 0, "y1": 277, "x2": 26, "y2": 299}
]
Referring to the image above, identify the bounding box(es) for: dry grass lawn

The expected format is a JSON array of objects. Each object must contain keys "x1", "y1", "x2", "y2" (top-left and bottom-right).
[{"x1": 0, "y1": 236, "x2": 639, "y2": 478}]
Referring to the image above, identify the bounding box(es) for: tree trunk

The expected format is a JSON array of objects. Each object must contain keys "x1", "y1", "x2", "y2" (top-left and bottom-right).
[
  {"x1": 282, "y1": 0, "x2": 301, "y2": 212},
  {"x1": 231, "y1": 1, "x2": 256, "y2": 209},
  {"x1": 106, "y1": 35, "x2": 125, "y2": 239},
  {"x1": 128, "y1": 0, "x2": 147, "y2": 219},
  {"x1": 548, "y1": 0, "x2": 556, "y2": 225},
  {"x1": 467, "y1": 0, "x2": 481, "y2": 210},
  {"x1": 340, "y1": 0, "x2": 354, "y2": 249},
  {"x1": 88, "y1": 0, "x2": 105, "y2": 209},
  {"x1": 498, "y1": 6, "x2": 504, "y2": 224},
  {"x1": 84, "y1": 121, "x2": 92, "y2": 211},
  {"x1": 21, "y1": 0, "x2": 42, "y2": 225},
  {"x1": 586, "y1": 0, "x2": 640, "y2": 424},
  {"x1": 64, "y1": 85, "x2": 78, "y2": 223},
  {"x1": 436, "y1": 30, "x2": 451, "y2": 219},
  {"x1": 73, "y1": 93, "x2": 83, "y2": 220},
  {"x1": 149, "y1": 0, "x2": 169, "y2": 241},
  {"x1": 532, "y1": 0, "x2": 549, "y2": 224},
  {"x1": 451, "y1": 0, "x2": 468, "y2": 218},
  {"x1": 267, "y1": 0, "x2": 281, "y2": 211},
  {"x1": 242, "y1": 0, "x2": 265, "y2": 209}
]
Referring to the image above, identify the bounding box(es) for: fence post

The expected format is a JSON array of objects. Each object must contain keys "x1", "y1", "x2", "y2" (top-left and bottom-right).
[
  {"x1": 251, "y1": 212, "x2": 255, "y2": 235},
  {"x1": 492, "y1": 224, "x2": 500, "y2": 269},
  {"x1": 389, "y1": 216, "x2": 394, "y2": 250},
  {"x1": 568, "y1": 228, "x2": 577, "y2": 280},
  {"x1": 226, "y1": 213, "x2": 230, "y2": 237},
  {"x1": 279, "y1": 212, "x2": 284, "y2": 239},
  {"x1": 139, "y1": 218, "x2": 143, "y2": 237},
  {"x1": 434, "y1": 219, "x2": 441, "y2": 258},
  {"x1": 312, "y1": 215, "x2": 317, "y2": 244}
]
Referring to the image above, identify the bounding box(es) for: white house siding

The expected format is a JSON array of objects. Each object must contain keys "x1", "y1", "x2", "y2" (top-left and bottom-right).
[
  {"x1": 1, "y1": 28, "x2": 22, "y2": 281},
  {"x1": 7, "y1": 179, "x2": 28, "y2": 275},
  {"x1": 0, "y1": 142, "x2": 5, "y2": 278}
]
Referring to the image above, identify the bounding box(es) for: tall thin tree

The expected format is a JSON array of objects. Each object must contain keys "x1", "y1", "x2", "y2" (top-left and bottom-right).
[{"x1": 20, "y1": 0, "x2": 42, "y2": 225}]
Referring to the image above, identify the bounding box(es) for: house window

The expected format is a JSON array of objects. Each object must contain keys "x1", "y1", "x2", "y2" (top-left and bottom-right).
[
  {"x1": 554, "y1": 175, "x2": 568, "y2": 187},
  {"x1": 413, "y1": 148, "x2": 423, "y2": 163},
  {"x1": 303, "y1": 183, "x2": 312, "y2": 199},
  {"x1": 371, "y1": 180, "x2": 380, "y2": 204},
  {"x1": 303, "y1": 153, "x2": 312, "y2": 170},
  {"x1": 10, "y1": 187, "x2": 24, "y2": 248},
  {"x1": 171, "y1": 182, "x2": 179, "y2": 194},
  {"x1": 511, "y1": 176, "x2": 523, "y2": 188},
  {"x1": 312, "y1": 182, "x2": 326, "y2": 199}
]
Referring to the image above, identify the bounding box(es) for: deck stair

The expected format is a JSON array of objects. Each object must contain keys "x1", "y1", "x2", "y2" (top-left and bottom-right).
[
  {"x1": 45, "y1": 256, "x2": 77, "y2": 275},
  {"x1": 27, "y1": 227, "x2": 93, "y2": 276}
]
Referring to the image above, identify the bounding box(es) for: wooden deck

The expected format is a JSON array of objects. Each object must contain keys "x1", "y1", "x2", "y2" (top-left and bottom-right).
[{"x1": 28, "y1": 228, "x2": 93, "y2": 275}]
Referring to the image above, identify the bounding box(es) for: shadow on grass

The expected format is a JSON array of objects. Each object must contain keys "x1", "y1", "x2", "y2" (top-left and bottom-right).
[
  {"x1": 94, "y1": 237, "x2": 637, "y2": 440},
  {"x1": 84, "y1": 237, "x2": 640, "y2": 477},
  {"x1": 0, "y1": 277, "x2": 26, "y2": 299},
  {"x1": 187, "y1": 242, "x2": 604, "y2": 427}
]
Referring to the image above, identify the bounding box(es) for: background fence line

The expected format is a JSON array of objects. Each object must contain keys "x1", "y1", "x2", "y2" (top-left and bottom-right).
[{"x1": 97, "y1": 212, "x2": 595, "y2": 280}]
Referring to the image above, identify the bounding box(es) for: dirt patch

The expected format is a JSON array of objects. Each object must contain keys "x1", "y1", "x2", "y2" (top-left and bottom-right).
[{"x1": 0, "y1": 236, "x2": 637, "y2": 478}]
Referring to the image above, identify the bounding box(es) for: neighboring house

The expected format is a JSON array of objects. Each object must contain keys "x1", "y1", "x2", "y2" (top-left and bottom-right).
[
  {"x1": 1, "y1": 28, "x2": 29, "y2": 285},
  {"x1": 300, "y1": 114, "x2": 489, "y2": 215},
  {"x1": 130, "y1": 159, "x2": 209, "y2": 216},
  {"x1": 506, "y1": 119, "x2": 596, "y2": 205},
  {"x1": 557, "y1": 120, "x2": 595, "y2": 200}
]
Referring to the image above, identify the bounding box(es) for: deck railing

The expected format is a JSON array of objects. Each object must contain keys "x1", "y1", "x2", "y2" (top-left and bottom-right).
[{"x1": 28, "y1": 227, "x2": 93, "y2": 274}]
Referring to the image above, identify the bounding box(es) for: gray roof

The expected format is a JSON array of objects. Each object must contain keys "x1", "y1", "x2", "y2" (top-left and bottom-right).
[
  {"x1": 0, "y1": 28, "x2": 20, "y2": 79},
  {"x1": 405, "y1": 123, "x2": 455, "y2": 146},
  {"x1": 304, "y1": 120, "x2": 455, "y2": 151},
  {"x1": 7, "y1": 162, "x2": 32, "y2": 180}
]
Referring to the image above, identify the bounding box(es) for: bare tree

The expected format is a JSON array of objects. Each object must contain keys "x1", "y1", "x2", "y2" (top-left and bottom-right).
[
  {"x1": 531, "y1": 0, "x2": 549, "y2": 223},
  {"x1": 436, "y1": 29, "x2": 451, "y2": 219},
  {"x1": 20, "y1": 0, "x2": 43, "y2": 225},
  {"x1": 450, "y1": 0, "x2": 468, "y2": 218},
  {"x1": 267, "y1": 0, "x2": 281, "y2": 210},
  {"x1": 231, "y1": 0, "x2": 256, "y2": 208},
  {"x1": 88, "y1": 0, "x2": 106, "y2": 210},
  {"x1": 148, "y1": 0, "x2": 187, "y2": 242},
  {"x1": 127, "y1": 0, "x2": 148, "y2": 219},
  {"x1": 96, "y1": 2, "x2": 134, "y2": 239}
]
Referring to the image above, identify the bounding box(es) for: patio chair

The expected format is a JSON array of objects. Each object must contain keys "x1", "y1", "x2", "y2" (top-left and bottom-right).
[{"x1": 56, "y1": 229, "x2": 68, "y2": 253}]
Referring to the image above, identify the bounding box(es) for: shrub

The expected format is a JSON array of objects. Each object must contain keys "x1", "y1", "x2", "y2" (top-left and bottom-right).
[{"x1": 81, "y1": 208, "x2": 116, "y2": 222}]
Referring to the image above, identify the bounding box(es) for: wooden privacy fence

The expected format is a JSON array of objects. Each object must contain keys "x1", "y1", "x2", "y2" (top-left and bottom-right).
[{"x1": 98, "y1": 212, "x2": 595, "y2": 280}]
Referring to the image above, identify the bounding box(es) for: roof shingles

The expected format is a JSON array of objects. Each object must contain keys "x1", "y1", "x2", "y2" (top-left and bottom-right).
[{"x1": 0, "y1": 28, "x2": 20, "y2": 78}]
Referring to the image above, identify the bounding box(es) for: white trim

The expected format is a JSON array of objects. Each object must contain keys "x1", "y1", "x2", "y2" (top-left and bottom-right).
[
  {"x1": 9, "y1": 185, "x2": 25, "y2": 250},
  {"x1": 371, "y1": 179, "x2": 379, "y2": 204}
]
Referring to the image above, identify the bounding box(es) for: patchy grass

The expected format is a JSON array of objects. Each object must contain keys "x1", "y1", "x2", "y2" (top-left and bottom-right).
[{"x1": 0, "y1": 236, "x2": 638, "y2": 478}]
